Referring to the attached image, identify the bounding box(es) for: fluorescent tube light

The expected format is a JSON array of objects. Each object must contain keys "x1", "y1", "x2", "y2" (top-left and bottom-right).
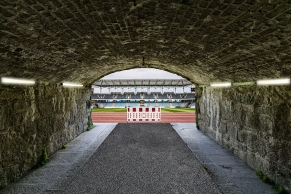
[
  {"x1": 257, "y1": 78, "x2": 290, "y2": 85},
  {"x1": 210, "y1": 82, "x2": 232, "y2": 87},
  {"x1": 1, "y1": 77, "x2": 35, "y2": 85},
  {"x1": 232, "y1": 82, "x2": 255, "y2": 86},
  {"x1": 62, "y1": 82, "x2": 83, "y2": 87}
]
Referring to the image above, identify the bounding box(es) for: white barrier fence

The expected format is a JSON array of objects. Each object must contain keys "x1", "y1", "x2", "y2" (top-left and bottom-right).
[{"x1": 127, "y1": 107, "x2": 161, "y2": 122}]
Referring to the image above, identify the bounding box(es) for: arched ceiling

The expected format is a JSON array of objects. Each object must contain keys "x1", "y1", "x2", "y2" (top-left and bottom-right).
[{"x1": 0, "y1": 0, "x2": 290, "y2": 86}]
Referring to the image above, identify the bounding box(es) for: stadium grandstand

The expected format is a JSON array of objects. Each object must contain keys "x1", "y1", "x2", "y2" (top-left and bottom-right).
[{"x1": 91, "y1": 79, "x2": 195, "y2": 108}]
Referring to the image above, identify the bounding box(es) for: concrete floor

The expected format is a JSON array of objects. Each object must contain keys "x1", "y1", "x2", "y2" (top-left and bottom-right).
[{"x1": 0, "y1": 123, "x2": 275, "y2": 194}]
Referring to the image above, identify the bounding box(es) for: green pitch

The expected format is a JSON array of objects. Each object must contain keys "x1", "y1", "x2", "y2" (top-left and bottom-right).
[
  {"x1": 91, "y1": 108, "x2": 195, "y2": 113},
  {"x1": 91, "y1": 108, "x2": 127, "y2": 112},
  {"x1": 162, "y1": 108, "x2": 195, "y2": 113}
]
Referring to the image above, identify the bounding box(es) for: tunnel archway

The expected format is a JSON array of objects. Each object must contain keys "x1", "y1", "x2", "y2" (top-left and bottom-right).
[
  {"x1": 0, "y1": 0, "x2": 290, "y2": 191},
  {"x1": 1, "y1": 1, "x2": 290, "y2": 86}
]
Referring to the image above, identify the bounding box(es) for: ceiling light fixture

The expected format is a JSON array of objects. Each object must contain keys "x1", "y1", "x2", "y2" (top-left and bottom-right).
[
  {"x1": 232, "y1": 82, "x2": 255, "y2": 86},
  {"x1": 257, "y1": 78, "x2": 290, "y2": 85},
  {"x1": 1, "y1": 77, "x2": 35, "y2": 85},
  {"x1": 61, "y1": 82, "x2": 83, "y2": 87},
  {"x1": 210, "y1": 82, "x2": 232, "y2": 87}
]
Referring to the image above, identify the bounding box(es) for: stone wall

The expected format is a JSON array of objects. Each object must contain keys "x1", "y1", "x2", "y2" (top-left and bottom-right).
[
  {"x1": 0, "y1": 83, "x2": 92, "y2": 189},
  {"x1": 196, "y1": 85, "x2": 291, "y2": 191}
]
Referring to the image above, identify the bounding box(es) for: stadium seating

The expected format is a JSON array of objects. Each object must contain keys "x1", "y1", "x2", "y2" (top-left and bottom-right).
[{"x1": 91, "y1": 92, "x2": 195, "y2": 108}]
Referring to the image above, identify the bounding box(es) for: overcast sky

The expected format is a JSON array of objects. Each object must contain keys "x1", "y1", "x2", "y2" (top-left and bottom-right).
[{"x1": 101, "y1": 68, "x2": 183, "y2": 79}]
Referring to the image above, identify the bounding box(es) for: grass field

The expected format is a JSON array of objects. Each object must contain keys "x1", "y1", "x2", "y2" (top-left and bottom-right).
[
  {"x1": 91, "y1": 108, "x2": 195, "y2": 113},
  {"x1": 162, "y1": 108, "x2": 195, "y2": 113}
]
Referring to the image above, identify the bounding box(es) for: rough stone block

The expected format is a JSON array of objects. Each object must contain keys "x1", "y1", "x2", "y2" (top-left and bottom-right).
[
  {"x1": 238, "y1": 142, "x2": 247, "y2": 152},
  {"x1": 216, "y1": 132, "x2": 223, "y2": 144},
  {"x1": 218, "y1": 122, "x2": 227, "y2": 133},
  {"x1": 228, "y1": 123, "x2": 238, "y2": 140},
  {"x1": 237, "y1": 149, "x2": 247, "y2": 163},
  {"x1": 259, "y1": 114, "x2": 273, "y2": 134},
  {"x1": 238, "y1": 130, "x2": 248, "y2": 143},
  {"x1": 246, "y1": 131, "x2": 258, "y2": 152}
]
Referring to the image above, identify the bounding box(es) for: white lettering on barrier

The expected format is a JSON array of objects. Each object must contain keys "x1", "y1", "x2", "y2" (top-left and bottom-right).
[{"x1": 127, "y1": 107, "x2": 161, "y2": 122}]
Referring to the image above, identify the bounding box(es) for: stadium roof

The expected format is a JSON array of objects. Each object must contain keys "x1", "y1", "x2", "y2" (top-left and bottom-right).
[{"x1": 92, "y1": 79, "x2": 194, "y2": 87}]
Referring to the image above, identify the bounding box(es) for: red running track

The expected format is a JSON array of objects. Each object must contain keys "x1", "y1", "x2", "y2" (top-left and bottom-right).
[{"x1": 92, "y1": 112, "x2": 196, "y2": 123}]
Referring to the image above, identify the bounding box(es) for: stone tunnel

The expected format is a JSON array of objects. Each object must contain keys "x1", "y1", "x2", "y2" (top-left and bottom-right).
[{"x1": 0, "y1": 0, "x2": 291, "y2": 191}]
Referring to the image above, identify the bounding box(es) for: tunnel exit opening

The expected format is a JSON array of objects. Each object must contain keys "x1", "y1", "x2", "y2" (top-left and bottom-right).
[{"x1": 90, "y1": 68, "x2": 196, "y2": 123}]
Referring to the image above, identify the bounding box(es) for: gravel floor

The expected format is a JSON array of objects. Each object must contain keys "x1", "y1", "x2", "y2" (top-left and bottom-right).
[{"x1": 62, "y1": 123, "x2": 221, "y2": 194}]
